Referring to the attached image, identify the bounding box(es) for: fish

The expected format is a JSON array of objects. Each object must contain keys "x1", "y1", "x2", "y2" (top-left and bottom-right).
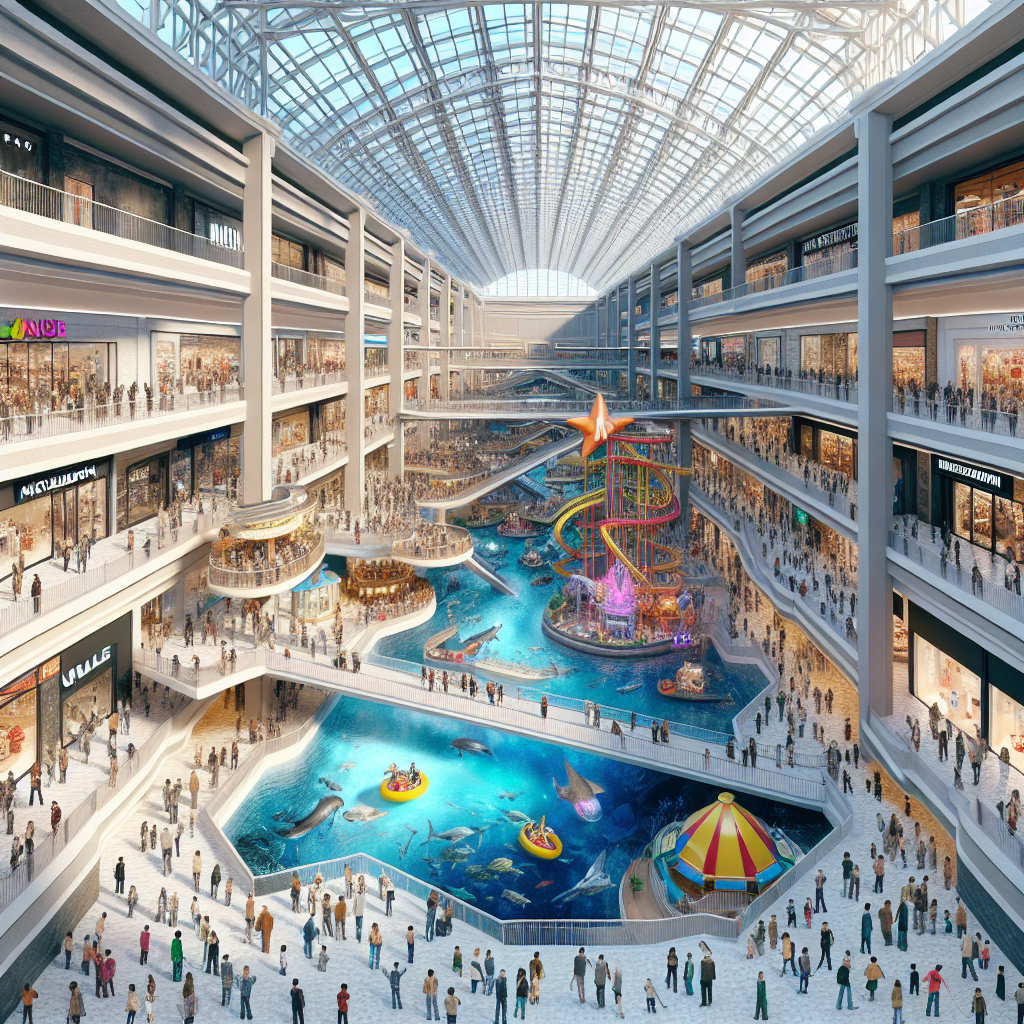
[
  {"x1": 557, "y1": 858, "x2": 572, "y2": 863},
  {"x1": 439, "y1": 843, "x2": 473, "y2": 863},
  {"x1": 318, "y1": 777, "x2": 343, "y2": 792},
  {"x1": 553, "y1": 849, "x2": 614, "y2": 904},
  {"x1": 274, "y1": 796, "x2": 344, "y2": 839},
  {"x1": 340, "y1": 762, "x2": 357, "y2": 771},
  {"x1": 447, "y1": 887, "x2": 477, "y2": 903},
  {"x1": 463, "y1": 623, "x2": 501, "y2": 647},
  {"x1": 342, "y1": 804, "x2": 388, "y2": 823},
  {"x1": 451, "y1": 739, "x2": 494, "y2": 758},
  {"x1": 465, "y1": 866, "x2": 497, "y2": 882},
  {"x1": 498, "y1": 790, "x2": 522, "y2": 801},
  {"x1": 500, "y1": 889, "x2": 531, "y2": 907},
  {"x1": 528, "y1": 646, "x2": 544, "y2": 652},
  {"x1": 553, "y1": 758, "x2": 605, "y2": 822},
  {"x1": 420, "y1": 821, "x2": 476, "y2": 845},
  {"x1": 535, "y1": 880, "x2": 554, "y2": 889},
  {"x1": 487, "y1": 857, "x2": 514, "y2": 872},
  {"x1": 503, "y1": 811, "x2": 531, "y2": 824}
]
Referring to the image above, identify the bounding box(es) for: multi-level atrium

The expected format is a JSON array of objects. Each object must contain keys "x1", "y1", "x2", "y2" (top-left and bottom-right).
[{"x1": 1, "y1": 0, "x2": 1023, "y2": 1021}]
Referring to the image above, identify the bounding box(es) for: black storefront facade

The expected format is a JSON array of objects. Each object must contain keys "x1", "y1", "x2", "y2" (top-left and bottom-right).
[
  {"x1": 908, "y1": 601, "x2": 1024, "y2": 772},
  {"x1": 0, "y1": 614, "x2": 131, "y2": 781},
  {"x1": 933, "y1": 453, "x2": 1024, "y2": 562}
]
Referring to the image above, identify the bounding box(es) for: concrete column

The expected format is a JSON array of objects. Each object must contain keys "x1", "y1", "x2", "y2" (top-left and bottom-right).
[
  {"x1": 244, "y1": 676, "x2": 267, "y2": 721},
  {"x1": 345, "y1": 207, "x2": 366, "y2": 511},
  {"x1": 440, "y1": 273, "x2": 452, "y2": 401},
  {"x1": 676, "y1": 241, "x2": 693, "y2": 512},
  {"x1": 856, "y1": 109, "x2": 895, "y2": 720},
  {"x1": 454, "y1": 283, "x2": 464, "y2": 398},
  {"x1": 730, "y1": 205, "x2": 745, "y2": 291},
  {"x1": 241, "y1": 132, "x2": 275, "y2": 502},
  {"x1": 626, "y1": 277, "x2": 637, "y2": 399},
  {"x1": 604, "y1": 293, "x2": 612, "y2": 351},
  {"x1": 387, "y1": 237, "x2": 404, "y2": 479},
  {"x1": 650, "y1": 260, "x2": 662, "y2": 399},
  {"x1": 416, "y1": 258, "x2": 431, "y2": 446}
]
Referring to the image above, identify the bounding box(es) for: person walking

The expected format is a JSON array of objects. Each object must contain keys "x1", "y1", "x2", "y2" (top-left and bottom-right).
[
  {"x1": 683, "y1": 952, "x2": 695, "y2": 994},
  {"x1": 962, "y1": 931, "x2": 979, "y2": 980},
  {"x1": 354, "y1": 887, "x2": 365, "y2": 943},
  {"x1": 139, "y1": 926, "x2": 150, "y2": 965},
  {"x1": 126, "y1": 983, "x2": 140, "y2": 1024},
  {"x1": 892, "y1": 979, "x2": 903, "y2": 1024},
  {"x1": 290, "y1": 979, "x2": 306, "y2": 1024},
  {"x1": 335, "y1": 894, "x2": 347, "y2": 941},
  {"x1": 368, "y1": 922, "x2": 383, "y2": 969},
  {"x1": 255, "y1": 905, "x2": 274, "y2": 953},
  {"x1": 113, "y1": 856, "x2": 126, "y2": 895},
  {"x1": 973, "y1": 988, "x2": 987, "y2": 1024},
  {"x1": 191, "y1": 850, "x2": 201, "y2": 892},
  {"x1": 444, "y1": 987, "x2": 460, "y2": 1023},
  {"x1": 337, "y1": 983, "x2": 349, "y2": 1024},
  {"x1": 925, "y1": 964, "x2": 949, "y2": 1016},
  {"x1": 836, "y1": 955, "x2": 854, "y2": 1010},
  {"x1": 170, "y1": 932, "x2": 183, "y2": 983},
  {"x1": 798, "y1": 948, "x2": 811, "y2": 994},
  {"x1": 612, "y1": 962, "x2": 624, "y2": 1019},
  {"x1": 865, "y1": 957, "x2": 885, "y2": 1000},
  {"x1": 1014, "y1": 982, "x2": 1024, "y2": 1024},
  {"x1": 514, "y1": 968, "x2": 528, "y2": 1019},
  {"x1": 754, "y1": 971, "x2": 769, "y2": 1019},
  {"x1": 68, "y1": 980, "x2": 84, "y2": 1024},
  {"x1": 874, "y1": 855, "x2": 885, "y2": 893},
  {"x1": 180, "y1": 973, "x2": 197, "y2": 1024},
  {"x1": 814, "y1": 869, "x2": 828, "y2": 913},
  {"x1": 238, "y1": 966, "x2": 256, "y2": 1021},
  {"x1": 493, "y1": 969, "x2": 507, "y2": 1024},
  {"x1": 424, "y1": 969, "x2": 441, "y2": 1021},
  {"x1": 879, "y1": 900, "x2": 894, "y2": 945},
  {"x1": 220, "y1": 955, "x2": 233, "y2": 1006},
  {"x1": 21, "y1": 984, "x2": 38, "y2": 1023},
  {"x1": 665, "y1": 948, "x2": 678, "y2": 993},
  {"x1": 699, "y1": 951, "x2": 716, "y2": 1006},
  {"x1": 572, "y1": 947, "x2": 589, "y2": 1004},
  {"x1": 594, "y1": 954, "x2": 609, "y2": 1008},
  {"x1": 861, "y1": 903, "x2": 873, "y2": 954},
  {"x1": 210, "y1": 862, "x2": 222, "y2": 899},
  {"x1": 818, "y1": 922, "x2": 834, "y2": 970},
  {"x1": 644, "y1": 978, "x2": 658, "y2": 1013}
]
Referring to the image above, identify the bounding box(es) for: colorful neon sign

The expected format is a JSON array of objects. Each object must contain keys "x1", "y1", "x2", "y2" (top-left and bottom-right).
[{"x1": 0, "y1": 316, "x2": 66, "y2": 339}]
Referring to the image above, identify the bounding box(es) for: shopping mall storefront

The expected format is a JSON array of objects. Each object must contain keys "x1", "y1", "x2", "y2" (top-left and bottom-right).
[
  {"x1": 0, "y1": 614, "x2": 131, "y2": 780},
  {"x1": 909, "y1": 601, "x2": 1024, "y2": 772},
  {"x1": 933, "y1": 454, "x2": 1024, "y2": 562},
  {"x1": 1, "y1": 460, "x2": 111, "y2": 581}
]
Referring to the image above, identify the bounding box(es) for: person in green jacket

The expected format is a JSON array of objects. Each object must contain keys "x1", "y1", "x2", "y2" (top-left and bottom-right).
[
  {"x1": 754, "y1": 971, "x2": 768, "y2": 1019},
  {"x1": 683, "y1": 953, "x2": 694, "y2": 996},
  {"x1": 211, "y1": 863, "x2": 222, "y2": 899},
  {"x1": 171, "y1": 930, "x2": 183, "y2": 983},
  {"x1": 836, "y1": 954, "x2": 854, "y2": 1010}
]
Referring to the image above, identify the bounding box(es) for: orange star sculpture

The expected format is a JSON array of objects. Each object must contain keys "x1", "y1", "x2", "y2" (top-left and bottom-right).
[{"x1": 567, "y1": 394, "x2": 634, "y2": 459}]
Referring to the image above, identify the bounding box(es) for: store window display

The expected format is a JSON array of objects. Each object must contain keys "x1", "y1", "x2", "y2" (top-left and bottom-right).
[
  {"x1": 953, "y1": 158, "x2": 1024, "y2": 237},
  {"x1": 0, "y1": 339, "x2": 116, "y2": 415},
  {"x1": 272, "y1": 410, "x2": 311, "y2": 456},
  {"x1": 154, "y1": 334, "x2": 240, "y2": 395},
  {"x1": 800, "y1": 333, "x2": 858, "y2": 379},
  {"x1": 989, "y1": 686, "x2": 1024, "y2": 772},
  {"x1": 745, "y1": 252, "x2": 788, "y2": 288},
  {"x1": 914, "y1": 635, "x2": 981, "y2": 740},
  {"x1": 62, "y1": 670, "x2": 111, "y2": 748},
  {"x1": 0, "y1": 670, "x2": 38, "y2": 780}
]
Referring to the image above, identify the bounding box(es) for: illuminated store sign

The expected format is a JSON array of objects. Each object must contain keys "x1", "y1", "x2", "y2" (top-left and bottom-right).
[
  {"x1": 16, "y1": 462, "x2": 98, "y2": 503},
  {"x1": 0, "y1": 316, "x2": 66, "y2": 339},
  {"x1": 933, "y1": 455, "x2": 1013, "y2": 498},
  {"x1": 801, "y1": 223, "x2": 858, "y2": 256},
  {"x1": 61, "y1": 645, "x2": 112, "y2": 689}
]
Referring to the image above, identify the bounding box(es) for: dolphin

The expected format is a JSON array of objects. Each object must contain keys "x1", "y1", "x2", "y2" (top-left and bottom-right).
[
  {"x1": 553, "y1": 849, "x2": 614, "y2": 904},
  {"x1": 274, "y1": 796, "x2": 343, "y2": 839},
  {"x1": 553, "y1": 758, "x2": 605, "y2": 821},
  {"x1": 451, "y1": 738, "x2": 493, "y2": 758},
  {"x1": 421, "y1": 821, "x2": 476, "y2": 845}
]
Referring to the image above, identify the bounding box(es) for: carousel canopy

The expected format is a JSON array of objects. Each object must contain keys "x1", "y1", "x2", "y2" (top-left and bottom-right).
[
  {"x1": 672, "y1": 792, "x2": 785, "y2": 892},
  {"x1": 291, "y1": 562, "x2": 341, "y2": 592}
]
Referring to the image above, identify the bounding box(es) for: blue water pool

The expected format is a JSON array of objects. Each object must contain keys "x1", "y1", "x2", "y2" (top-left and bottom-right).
[
  {"x1": 375, "y1": 526, "x2": 768, "y2": 734},
  {"x1": 225, "y1": 696, "x2": 831, "y2": 919}
]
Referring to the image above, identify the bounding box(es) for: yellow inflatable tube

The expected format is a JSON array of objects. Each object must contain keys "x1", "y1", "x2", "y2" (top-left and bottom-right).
[
  {"x1": 518, "y1": 823, "x2": 563, "y2": 860},
  {"x1": 380, "y1": 773, "x2": 430, "y2": 803}
]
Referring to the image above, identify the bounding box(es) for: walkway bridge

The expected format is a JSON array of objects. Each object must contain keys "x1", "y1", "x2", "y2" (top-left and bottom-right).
[{"x1": 476, "y1": 367, "x2": 608, "y2": 397}]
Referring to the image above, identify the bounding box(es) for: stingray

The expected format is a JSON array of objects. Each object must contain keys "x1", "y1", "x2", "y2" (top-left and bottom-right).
[{"x1": 553, "y1": 758, "x2": 605, "y2": 822}]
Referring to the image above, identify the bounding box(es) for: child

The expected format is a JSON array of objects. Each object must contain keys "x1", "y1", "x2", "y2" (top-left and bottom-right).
[
  {"x1": 644, "y1": 978, "x2": 657, "y2": 1013},
  {"x1": 337, "y1": 983, "x2": 349, "y2": 1024},
  {"x1": 973, "y1": 987, "x2": 986, "y2": 1024},
  {"x1": 909, "y1": 964, "x2": 920, "y2": 996},
  {"x1": 279, "y1": 944, "x2": 288, "y2": 976},
  {"x1": 317, "y1": 945, "x2": 329, "y2": 972},
  {"x1": 980, "y1": 941, "x2": 990, "y2": 970},
  {"x1": 125, "y1": 983, "x2": 140, "y2": 1024},
  {"x1": 444, "y1": 986, "x2": 460, "y2": 1023},
  {"x1": 407, "y1": 925, "x2": 415, "y2": 964},
  {"x1": 943, "y1": 910, "x2": 953, "y2": 934},
  {"x1": 452, "y1": 945, "x2": 463, "y2": 976}
]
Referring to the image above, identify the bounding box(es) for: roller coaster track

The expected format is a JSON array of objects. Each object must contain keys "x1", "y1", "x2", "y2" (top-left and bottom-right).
[{"x1": 551, "y1": 489, "x2": 605, "y2": 578}]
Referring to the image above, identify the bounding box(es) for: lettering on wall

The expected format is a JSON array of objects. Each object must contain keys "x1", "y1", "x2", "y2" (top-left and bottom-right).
[
  {"x1": 61, "y1": 645, "x2": 112, "y2": 689},
  {"x1": 801, "y1": 223, "x2": 858, "y2": 256},
  {"x1": 936, "y1": 458, "x2": 1003, "y2": 489},
  {"x1": 0, "y1": 317, "x2": 66, "y2": 339},
  {"x1": 16, "y1": 462, "x2": 98, "y2": 502}
]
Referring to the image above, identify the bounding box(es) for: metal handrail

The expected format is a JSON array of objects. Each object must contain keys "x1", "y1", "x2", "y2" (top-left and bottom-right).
[
  {"x1": 271, "y1": 261, "x2": 346, "y2": 296},
  {"x1": 271, "y1": 371, "x2": 346, "y2": 395},
  {"x1": 364, "y1": 288, "x2": 392, "y2": 308},
  {"x1": 0, "y1": 168, "x2": 243, "y2": 267},
  {"x1": 892, "y1": 196, "x2": 1024, "y2": 255},
  {"x1": 691, "y1": 363, "x2": 858, "y2": 403},
  {"x1": 208, "y1": 538, "x2": 325, "y2": 590}
]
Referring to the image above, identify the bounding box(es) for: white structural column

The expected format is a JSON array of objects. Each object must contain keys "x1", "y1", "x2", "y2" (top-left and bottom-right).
[
  {"x1": 387, "y1": 236, "x2": 404, "y2": 478},
  {"x1": 454, "y1": 283, "x2": 464, "y2": 398},
  {"x1": 856, "y1": 110, "x2": 895, "y2": 719},
  {"x1": 241, "y1": 131, "x2": 274, "y2": 502},
  {"x1": 626, "y1": 276, "x2": 637, "y2": 399},
  {"x1": 440, "y1": 273, "x2": 452, "y2": 401},
  {"x1": 345, "y1": 206, "x2": 366, "y2": 511},
  {"x1": 730, "y1": 205, "x2": 745, "y2": 290},
  {"x1": 418, "y1": 257, "x2": 431, "y2": 408},
  {"x1": 650, "y1": 259, "x2": 662, "y2": 395},
  {"x1": 676, "y1": 241, "x2": 693, "y2": 511}
]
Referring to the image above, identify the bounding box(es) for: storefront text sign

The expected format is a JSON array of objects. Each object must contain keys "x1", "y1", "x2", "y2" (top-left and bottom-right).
[
  {"x1": 0, "y1": 316, "x2": 66, "y2": 339},
  {"x1": 801, "y1": 223, "x2": 858, "y2": 256},
  {"x1": 16, "y1": 462, "x2": 98, "y2": 503},
  {"x1": 61, "y1": 645, "x2": 112, "y2": 689},
  {"x1": 988, "y1": 315, "x2": 1024, "y2": 333},
  {"x1": 934, "y1": 456, "x2": 1013, "y2": 497}
]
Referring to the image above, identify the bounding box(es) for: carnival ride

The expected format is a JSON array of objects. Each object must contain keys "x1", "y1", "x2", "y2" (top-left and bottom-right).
[
  {"x1": 518, "y1": 819, "x2": 563, "y2": 860},
  {"x1": 381, "y1": 764, "x2": 430, "y2": 802}
]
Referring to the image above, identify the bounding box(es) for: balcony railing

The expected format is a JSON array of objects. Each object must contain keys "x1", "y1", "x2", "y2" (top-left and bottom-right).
[
  {"x1": 209, "y1": 537, "x2": 325, "y2": 591},
  {"x1": 271, "y1": 261, "x2": 346, "y2": 296},
  {"x1": 271, "y1": 371, "x2": 346, "y2": 396},
  {"x1": 691, "y1": 362, "x2": 858, "y2": 403},
  {"x1": 892, "y1": 196, "x2": 1024, "y2": 255},
  {"x1": 890, "y1": 394, "x2": 1022, "y2": 439},
  {"x1": 688, "y1": 248, "x2": 858, "y2": 310},
  {"x1": 0, "y1": 168, "x2": 243, "y2": 267},
  {"x1": 0, "y1": 383, "x2": 243, "y2": 443},
  {"x1": 429, "y1": 309, "x2": 440, "y2": 322},
  {"x1": 271, "y1": 438, "x2": 347, "y2": 486},
  {"x1": 364, "y1": 288, "x2": 392, "y2": 308},
  {"x1": 363, "y1": 359, "x2": 390, "y2": 380}
]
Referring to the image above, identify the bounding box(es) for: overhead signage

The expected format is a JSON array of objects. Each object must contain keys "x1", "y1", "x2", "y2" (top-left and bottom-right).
[
  {"x1": 801, "y1": 222, "x2": 858, "y2": 256},
  {"x1": 177, "y1": 426, "x2": 231, "y2": 451},
  {"x1": 933, "y1": 455, "x2": 1014, "y2": 497},
  {"x1": 16, "y1": 462, "x2": 98, "y2": 503},
  {"x1": 0, "y1": 316, "x2": 66, "y2": 339},
  {"x1": 987, "y1": 314, "x2": 1024, "y2": 333},
  {"x1": 208, "y1": 222, "x2": 241, "y2": 250},
  {"x1": 61, "y1": 644, "x2": 112, "y2": 689}
]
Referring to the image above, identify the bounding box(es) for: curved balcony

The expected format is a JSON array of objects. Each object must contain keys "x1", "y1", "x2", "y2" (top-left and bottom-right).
[
  {"x1": 390, "y1": 524, "x2": 473, "y2": 567},
  {"x1": 209, "y1": 485, "x2": 323, "y2": 598}
]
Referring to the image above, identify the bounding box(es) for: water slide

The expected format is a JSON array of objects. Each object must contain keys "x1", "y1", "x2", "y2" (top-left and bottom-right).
[
  {"x1": 551, "y1": 489, "x2": 605, "y2": 578},
  {"x1": 464, "y1": 552, "x2": 517, "y2": 597}
]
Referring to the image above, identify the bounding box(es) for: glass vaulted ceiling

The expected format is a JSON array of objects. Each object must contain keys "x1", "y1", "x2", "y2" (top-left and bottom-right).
[{"x1": 117, "y1": 1, "x2": 986, "y2": 291}]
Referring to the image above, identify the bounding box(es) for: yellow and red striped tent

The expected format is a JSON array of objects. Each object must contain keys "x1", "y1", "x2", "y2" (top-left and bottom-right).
[{"x1": 671, "y1": 792, "x2": 785, "y2": 892}]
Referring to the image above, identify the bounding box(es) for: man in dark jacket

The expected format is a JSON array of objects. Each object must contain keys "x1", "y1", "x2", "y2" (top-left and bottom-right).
[
  {"x1": 494, "y1": 969, "x2": 508, "y2": 1024},
  {"x1": 113, "y1": 857, "x2": 126, "y2": 895},
  {"x1": 836, "y1": 956, "x2": 854, "y2": 1009},
  {"x1": 818, "y1": 923, "x2": 834, "y2": 970},
  {"x1": 290, "y1": 979, "x2": 305, "y2": 1024},
  {"x1": 573, "y1": 948, "x2": 590, "y2": 1004},
  {"x1": 386, "y1": 962, "x2": 406, "y2": 1009},
  {"x1": 700, "y1": 953, "x2": 716, "y2": 1006}
]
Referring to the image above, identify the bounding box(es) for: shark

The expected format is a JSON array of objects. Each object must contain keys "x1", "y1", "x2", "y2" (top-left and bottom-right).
[
  {"x1": 553, "y1": 849, "x2": 614, "y2": 904},
  {"x1": 553, "y1": 758, "x2": 605, "y2": 821}
]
